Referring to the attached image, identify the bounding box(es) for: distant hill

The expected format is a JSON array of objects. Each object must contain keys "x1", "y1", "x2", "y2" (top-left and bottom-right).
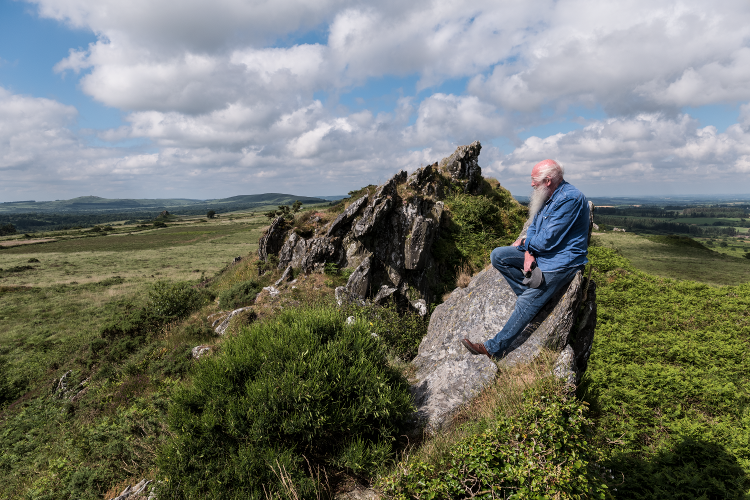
[
  {"x1": 0, "y1": 193, "x2": 332, "y2": 232},
  {"x1": 0, "y1": 194, "x2": 330, "y2": 214}
]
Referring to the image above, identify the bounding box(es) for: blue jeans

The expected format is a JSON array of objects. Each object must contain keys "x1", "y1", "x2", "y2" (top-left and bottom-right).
[{"x1": 484, "y1": 246, "x2": 581, "y2": 357}]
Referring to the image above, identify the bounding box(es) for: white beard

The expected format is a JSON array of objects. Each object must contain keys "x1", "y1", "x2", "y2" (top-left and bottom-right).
[{"x1": 528, "y1": 185, "x2": 551, "y2": 220}]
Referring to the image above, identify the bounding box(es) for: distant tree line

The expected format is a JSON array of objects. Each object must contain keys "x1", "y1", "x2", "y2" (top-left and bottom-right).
[
  {"x1": 595, "y1": 216, "x2": 738, "y2": 236},
  {"x1": 681, "y1": 207, "x2": 748, "y2": 218},
  {"x1": 0, "y1": 223, "x2": 16, "y2": 236},
  {"x1": 596, "y1": 206, "x2": 749, "y2": 221}
]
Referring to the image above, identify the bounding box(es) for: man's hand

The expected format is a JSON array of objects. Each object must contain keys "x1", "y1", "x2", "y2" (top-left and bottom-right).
[
  {"x1": 512, "y1": 237, "x2": 524, "y2": 247},
  {"x1": 523, "y1": 251, "x2": 536, "y2": 273}
]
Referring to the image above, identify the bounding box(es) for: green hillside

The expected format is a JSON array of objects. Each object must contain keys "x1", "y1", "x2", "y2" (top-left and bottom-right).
[{"x1": 0, "y1": 193, "x2": 329, "y2": 214}]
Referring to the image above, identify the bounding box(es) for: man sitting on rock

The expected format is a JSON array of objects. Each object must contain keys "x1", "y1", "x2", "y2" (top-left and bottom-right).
[{"x1": 461, "y1": 159, "x2": 590, "y2": 359}]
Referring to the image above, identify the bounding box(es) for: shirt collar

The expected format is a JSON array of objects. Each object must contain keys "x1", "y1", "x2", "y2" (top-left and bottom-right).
[{"x1": 544, "y1": 180, "x2": 568, "y2": 206}]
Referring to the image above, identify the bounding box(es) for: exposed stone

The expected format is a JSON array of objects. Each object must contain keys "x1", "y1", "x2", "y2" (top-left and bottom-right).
[
  {"x1": 192, "y1": 345, "x2": 212, "y2": 359},
  {"x1": 373, "y1": 284, "x2": 397, "y2": 305},
  {"x1": 553, "y1": 345, "x2": 576, "y2": 385},
  {"x1": 410, "y1": 299, "x2": 428, "y2": 317},
  {"x1": 274, "y1": 265, "x2": 293, "y2": 286},
  {"x1": 212, "y1": 306, "x2": 254, "y2": 335},
  {"x1": 54, "y1": 370, "x2": 72, "y2": 398},
  {"x1": 112, "y1": 479, "x2": 153, "y2": 500},
  {"x1": 259, "y1": 142, "x2": 502, "y2": 308},
  {"x1": 336, "y1": 487, "x2": 379, "y2": 500},
  {"x1": 53, "y1": 370, "x2": 88, "y2": 400},
  {"x1": 335, "y1": 286, "x2": 367, "y2": 307},
  {"x1": 345, "y1": 256, "x2": 372, "y2": 298},
  {"x1": 232, "y1": 256, "x2": 242, "y2": 264},
  {"x1": 410, "y1": 208, "x2": 597, "y2": 431},
  {"x1": 353, "y1": 196, "x2": 393, "y2": 237},
  {"x1": 327, "y1": 195, "x2": 369, "y2": 237},
  {"x1": 257, "y1": 216, "x2": 288, "y2": 262},
  {"x1": 346, "y1": 316, "x2": 356, "y2": 325},
  {"x1": 438, "y1": 140, "x2": 482, "y2": 193},
  {"x1": 404, "y1": 216, "x2": 434, "y2": 270},
  {"x1": 262, "y1": 286, "x2": 280, "y2": 297}
]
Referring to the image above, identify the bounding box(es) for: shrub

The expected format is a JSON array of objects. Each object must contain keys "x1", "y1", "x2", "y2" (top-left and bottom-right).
[
  {"x1": 0, "y1": 222, "x2": 16, "y2": 236},
  {"x1": 218, "y1": 280, "x2": 262, "y2": 310},
  {"x1": 149, "y1": 281, "x2": 209, "y2": 320},
  {"x1": 433, "y1": 189, "x2": 526, "y2": 291},
  {"x1": 380, "y1": 390, "x2": 608, "y2": 499},
  {"x1": 207, "y1": 210, "x2": 216, "y2": 219},
  {"x1": 153, "y1": 220, "x2": 167, "y2": 228},
  {"x1": 343, "y1": 302, "x2": 428, "y2": 361},
  {"x1": 158, "y1": 304, "x2": 414, "y2": 499}
]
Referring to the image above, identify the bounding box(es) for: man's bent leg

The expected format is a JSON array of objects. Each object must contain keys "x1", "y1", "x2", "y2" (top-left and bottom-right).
[
  {"x1": 490, "y1": 246, "x2": 527, "y2": 296},
  {"x1": 484, "y1": 266, "x2": 582, "y2": 357}
]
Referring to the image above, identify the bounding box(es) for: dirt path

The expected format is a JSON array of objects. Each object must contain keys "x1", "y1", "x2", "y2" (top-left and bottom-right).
[{"x1": 0, "y1": 238, "x2": 56, "y2": 247}]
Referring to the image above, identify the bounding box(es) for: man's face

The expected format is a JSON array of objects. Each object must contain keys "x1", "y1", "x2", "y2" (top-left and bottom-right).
[{"x1": 530, "y1": 165, "x2": 551, "y2": 191}]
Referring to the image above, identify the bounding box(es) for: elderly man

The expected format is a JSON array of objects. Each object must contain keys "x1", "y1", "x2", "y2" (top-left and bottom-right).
[{"x1": 461, "y1": 159, "x2": 590, "y2": 359}]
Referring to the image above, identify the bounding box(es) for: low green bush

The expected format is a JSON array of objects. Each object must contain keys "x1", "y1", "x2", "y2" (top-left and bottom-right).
[
  {"x1": 343, "y1": 302, "x2": 429, "y2": 360},
  {"x1": 149, "y1": 280, "x2": 210, "y2": 320},
  {"x1": 158, "y1": 304, "x2": 414, "y2": 499},
  {"x1": 433, "y1": 189, "x2": 526, "y2": 292},
  {"x1": 218, "y1": 279, "x2": 262, "y2": 310},
  {"x1": 380, "y1": 390, "x2": 608, "y2": 499}
]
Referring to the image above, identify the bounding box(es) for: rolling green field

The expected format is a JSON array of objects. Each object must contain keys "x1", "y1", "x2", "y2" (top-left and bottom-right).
[
  {"x1": 0, "y1": 221, "x2": 264, "y2": 287},
  {"x1": 592, "y1": 232, "x2": 750, "y2": 286},
  {"x1": 0, "y1": 216, "x2": 267, "y2": 408}
]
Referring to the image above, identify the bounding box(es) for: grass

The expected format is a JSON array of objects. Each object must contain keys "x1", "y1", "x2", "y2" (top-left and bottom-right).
[
  {"x1": 583, "y1": 245, "x2": 750, "y2": 497},
  {"x1": 592, "y1": 232, "x2": 750, "y2": 286},
  {"x1": 380, "y1": 352, "x2": 608, "y2": 499},
  {"x1": 0, "y1": 214, "x2": 275, "y2": 499}
]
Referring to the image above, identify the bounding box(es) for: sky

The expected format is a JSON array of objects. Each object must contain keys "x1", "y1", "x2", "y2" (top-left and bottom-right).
[{"x1": 1, "y1": 0, "x2": 750, "y2": 201}]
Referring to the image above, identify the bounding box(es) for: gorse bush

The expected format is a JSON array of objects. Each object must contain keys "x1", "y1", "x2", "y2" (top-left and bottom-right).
[
  {"x1": 158, "y1": 304, "x2": 414, "y2": 499},
  {"x1": 218, "y1": 279, "x2": 262, "y2": 310},
  {"x1": 380, "y1": 390, "x2": 608, "y2": 499},
  {"x1": 149, "y1": 280, "x2": 209, "y2": 320}
]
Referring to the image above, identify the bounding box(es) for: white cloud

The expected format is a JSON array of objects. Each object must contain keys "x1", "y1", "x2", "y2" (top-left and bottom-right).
[
  {"x1": 6, "y1": 0, "x2": 750, "y2": 198},
  {"x1": 494, "y1": 114, "x2": 750, "y2": 193}
]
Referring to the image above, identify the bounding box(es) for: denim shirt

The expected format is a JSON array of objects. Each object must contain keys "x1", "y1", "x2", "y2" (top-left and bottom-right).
[{"x1": 518, "y1": 181, "x2": 589, "y2": 272}]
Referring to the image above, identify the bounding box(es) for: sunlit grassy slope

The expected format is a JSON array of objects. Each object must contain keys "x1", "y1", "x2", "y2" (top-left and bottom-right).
[
  {"x1": 0, "y1": 215, "x2": 267, "y2": 411},
  {"x1": 592, "y1": 232, "x2": 750, "y2": 286}
]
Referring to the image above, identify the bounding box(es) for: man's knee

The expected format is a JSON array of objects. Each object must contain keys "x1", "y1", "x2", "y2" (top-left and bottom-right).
[{"x1": 491, "y1": 246, "x2": 519, "y2": 269}]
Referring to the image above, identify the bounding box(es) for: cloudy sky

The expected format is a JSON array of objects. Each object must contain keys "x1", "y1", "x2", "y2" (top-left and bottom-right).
[{"x1": 1, "y1": 0, "x2": 750, "y2": 201}]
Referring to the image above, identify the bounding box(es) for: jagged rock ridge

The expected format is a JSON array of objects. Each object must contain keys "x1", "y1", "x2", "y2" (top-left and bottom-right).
[{"x1": 258, "y1": 141, "x2": 486, "y2": 307}]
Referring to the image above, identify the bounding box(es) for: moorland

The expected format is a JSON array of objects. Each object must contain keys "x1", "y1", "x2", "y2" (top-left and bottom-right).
[{"x1": 0, "y1": 186, "x2": 749, "y2": 499}]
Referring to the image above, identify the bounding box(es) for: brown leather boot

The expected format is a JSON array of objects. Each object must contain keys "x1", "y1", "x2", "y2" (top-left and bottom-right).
[{"x1": 461, "y1": 338, "x2": 492, "y2": 359}]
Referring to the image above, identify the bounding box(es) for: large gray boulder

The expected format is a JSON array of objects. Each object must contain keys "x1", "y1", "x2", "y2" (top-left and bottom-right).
[
  {"x1": 410, "y1": 267, "x2": 596, "y2": 431},
  {"x1": 410, "y1": 201, "x2": 597, "y2": 431}
]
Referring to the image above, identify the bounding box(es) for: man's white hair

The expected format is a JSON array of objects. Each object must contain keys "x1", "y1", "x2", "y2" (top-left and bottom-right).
[{"x1": 532, "y1": 160, "x2": 565, "y2": 184}]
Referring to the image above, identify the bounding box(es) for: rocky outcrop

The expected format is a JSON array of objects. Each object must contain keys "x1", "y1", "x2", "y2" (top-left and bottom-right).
[
  {"x1": 263, "y1": 143, "x2": 483, "y2": 306},
  {"x1": 258, "y1": 216, "x2": 288, "y2": 262},
  {"x1": 438, "y1": 140, "x2": 482, "y2": 194},
  {"x1": 210, "y1": 306, "x2": 254, "y2": 335}
]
